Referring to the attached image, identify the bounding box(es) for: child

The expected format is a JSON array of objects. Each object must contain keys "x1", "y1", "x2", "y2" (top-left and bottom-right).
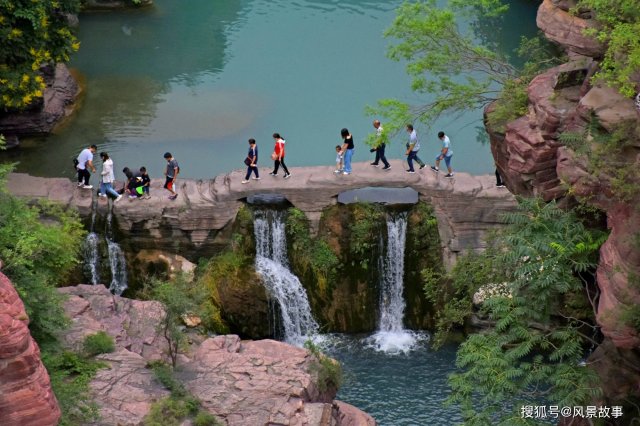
[
  {"x1": 334, "y1": 145, "x2": 343, "y2": 174},
  {"x1": 139, "y1": 167, "x2": 151, "y2": 199}
]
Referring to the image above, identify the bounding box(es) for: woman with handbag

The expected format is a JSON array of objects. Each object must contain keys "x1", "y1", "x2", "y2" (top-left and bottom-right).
[
  {"x1": 269, "y1": 132, "x2": 291, "y2": 179},
  {"x1": 242, "y1": 138, "x2": 260, "y2": 184}
]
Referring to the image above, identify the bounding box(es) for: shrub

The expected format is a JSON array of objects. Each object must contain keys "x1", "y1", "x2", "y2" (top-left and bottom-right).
[
  {"x1": 304, "y1": 340, "x2": 343, "y2": 393},
  {"x1": 83, "y1": 331, "x2": 115, "y2": 357},
  {"x1": 194, "y1": 411, "x2": 223, "y2": 426}
]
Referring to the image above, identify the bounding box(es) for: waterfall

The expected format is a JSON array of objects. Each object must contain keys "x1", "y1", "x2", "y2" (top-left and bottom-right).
[
  {"x1": 82, "y1": 199, "x2": 100, "y2": 285},
  {"x1": 253, "y1": 209, "x2": 319, "y2": 346},
  {"x1": 81, "y1": 201, "x2": 128, "y2": 295},
  {"x1": 105, "y1": 211, "x2": 128, "y2": 296},
  {"x1": 368, "y1": 212, "x2": 420, "y2": 353}
]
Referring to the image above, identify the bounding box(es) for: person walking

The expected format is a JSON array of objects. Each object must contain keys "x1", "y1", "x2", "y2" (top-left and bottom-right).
[
  {"x1": 270, "y1": 133, "x2": 290, "y2": 179},
  {"x1": 340, "y1": 128, "x2": 354, "y2": 175},
  {"x1": 431, "y1": 131, "x2": 454, "y2": 178},
  {"x1": 242, "y1": 138, "x2": 260, "y2": 184},
  {"x1": 163, "y1": 152, "x2": 180, "y2": 200},
  {"x1": 404, "y1": 124, "x2": 424, "y2": 173},
  {"x1": 98, "y1": 152, "x2": 122, "y2": 202},
  {"x1": 76, "y1": 144, "x2": 97, "y2": 189},
  {"x1": 370, "y1": 120, "x2": 390, "y2": 170}
]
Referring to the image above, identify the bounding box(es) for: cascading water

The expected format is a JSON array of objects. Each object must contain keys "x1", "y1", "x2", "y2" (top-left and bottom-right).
[
  {"x1": 253, "y1": 209, "x2": 319, "y2": 346},
  {"x1": 368, "y1": 211, "x2": 423, "y2": 353},
  {"x1": 105, "y1": 211, "x2": 128, "y2": 296},
  {"x1": 82, "y1": 199, "x2": 100, "y2": 285},
  {"x1": 81, "y1": 200, "x2": 128, "y2": 295}
]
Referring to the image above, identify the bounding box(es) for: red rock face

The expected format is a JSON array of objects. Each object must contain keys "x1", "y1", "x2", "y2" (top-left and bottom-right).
[{"x1": 0, "y1": 272, "x2": 61, "y2": 426}]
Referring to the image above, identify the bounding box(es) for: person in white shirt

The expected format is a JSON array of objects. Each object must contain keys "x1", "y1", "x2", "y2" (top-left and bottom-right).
[
  {"x1": 76, "y1": 144, "x2": 97, "y2": 189},
  {"x1": 99, "y1": 152, "x2": 123, "y2": 202}
]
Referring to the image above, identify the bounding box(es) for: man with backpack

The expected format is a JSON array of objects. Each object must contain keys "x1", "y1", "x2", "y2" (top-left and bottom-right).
[{"x1": 75, "y1": 144, "x2": 97, "y2": 189}]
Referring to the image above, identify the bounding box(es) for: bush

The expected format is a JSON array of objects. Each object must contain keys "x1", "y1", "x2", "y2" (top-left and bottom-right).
[
  {"x1": 83, "y1": 331, "x2": 115, "y2": 357},
  {"x1": 194, "y1": 411, "x2": 223, "y2": 426},
  {"x1": 304, "y1": 340, "x2": 343, "y2": 393},
  {"x1": 43, "y1": 351, "x2": 105, "y2": 426}
]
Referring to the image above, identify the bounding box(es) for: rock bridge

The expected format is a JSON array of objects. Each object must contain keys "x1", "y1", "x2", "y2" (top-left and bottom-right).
[{"x1": 8, "y1": 160, "x2": 516, "y2": 267}]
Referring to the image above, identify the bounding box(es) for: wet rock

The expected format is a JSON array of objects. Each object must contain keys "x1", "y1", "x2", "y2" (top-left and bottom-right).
[
  {"x1": 0, "y1": 272, "x2": 61, "y2": 426},
  {"x1": 82, "y1": 0, "x2": 152, "y2": 10}
]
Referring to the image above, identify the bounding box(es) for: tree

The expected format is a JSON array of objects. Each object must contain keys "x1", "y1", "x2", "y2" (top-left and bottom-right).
[
  {"x1": 365, "y1": 0, "x2": 561, "y2": 143},
  {"x1": 0, "y1": 0, "x2": 80, "y2": 110},
  {"x1": 438, "y1": 198, "x2": 606, "y2": 424},
  {"x1": 578, "y1": 0, "x2": 640, "y2": 97}
]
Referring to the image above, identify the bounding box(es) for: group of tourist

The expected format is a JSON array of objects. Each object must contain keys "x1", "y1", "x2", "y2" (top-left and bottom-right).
[
  {"x1": 241, "y1": 120, "x2": 454, "y2": 184},
  {"x1": 75, "y1": 146, "x2": 180, "y2": 201},
  {"x1": 76, "y1": 120, "x2": 503, "y2": 200}
]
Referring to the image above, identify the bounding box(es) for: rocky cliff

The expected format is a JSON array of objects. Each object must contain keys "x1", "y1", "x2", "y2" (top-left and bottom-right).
[
  {"x1": 59, "y1": 284, "x2": 375, "y2": 425},
  {"x1": 488, "y1": 0, "x2": 640, "y2": 411},
  {"x1": 0, "y1": 272, "x2": 61, "y2": 426}
]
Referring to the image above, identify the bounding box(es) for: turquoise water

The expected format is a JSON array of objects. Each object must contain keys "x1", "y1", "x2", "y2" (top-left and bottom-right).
[
  {"x1": 5, "y1": 0, "x2": 538, "y2": 179},
  {"x1": 325, "y1": 334, "x2": 462, "y2": 425}
]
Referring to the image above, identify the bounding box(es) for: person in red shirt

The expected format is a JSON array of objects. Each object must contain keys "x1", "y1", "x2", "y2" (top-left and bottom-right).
[{"x1": 269, "y1": 132, "x2": 291, "y2": 179}]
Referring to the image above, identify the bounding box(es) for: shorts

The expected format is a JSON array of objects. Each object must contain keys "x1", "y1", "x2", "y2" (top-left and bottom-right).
[
  {"x1": 436, "y1": 154, "x2": 453, "y2": 168},
  {"x1": 164, "y1": 176, "x2": 175, "y2": 191}
]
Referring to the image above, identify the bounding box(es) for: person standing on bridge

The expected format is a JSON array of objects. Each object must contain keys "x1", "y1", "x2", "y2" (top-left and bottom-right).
[
  {"x1": 431, "y1": 131, "x2": 454, "y2": 178},
  {"x1": 370, "y1": 120, "x2": 391, "y2": 170},
  {"x1": 270, "y1": 133, "x2": 291, "y2": 179},
  {"x1": 242, "y1": 138, "x2": 260, "y2": 184},
  {"x1": 340, "y1": 128, "x2": 354, "y2": 175},
  {"x1": 98, "y1": 152, "x2": 122, "y2": 202},
  {"x1": 163, "y1": 152, "x2": 180, "y2": 200},
  {"x1": 405, "y1": 124, "x2": 424, "y2": 173},
  {"x1": 75, "y1": 144, "x2": 97, "y2": 189}
]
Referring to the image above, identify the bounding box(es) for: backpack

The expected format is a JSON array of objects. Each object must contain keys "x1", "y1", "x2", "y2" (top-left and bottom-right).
[{"x1": 73, "y1": 158, "x2": 79, "y2": 168}]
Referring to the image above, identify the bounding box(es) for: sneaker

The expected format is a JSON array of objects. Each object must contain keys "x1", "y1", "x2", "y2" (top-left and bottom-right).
[
  {"x1": 98, "y1": 193, "x2": 107, "y2": 198},
  {"x1": 269, "y1": 172, "x2": 277, "y2": 177},
  {"x1": 168, "y1": 194, "x2": 178, "y2": 200},
  {"x1": 370, "y1": 163, "x2": 379, "y2": 167},
  {"x1": 128, "y1": 195, "x2": 137, "y2": 200},
  {"x1": 284, "y1": 173, "x2": 291, "y2": 179},
  {"x1": 114, "y1": 195, "x2": 123, "y2": 203},
  {"x1": 252, "y1": 177, "x2": 261, "y2": 180},
  {"x1": 430, "y1": 166, "x2": 439, "y2": 173},
  {"x1": 496, "y1": 184, "x2": 506, "y2": 188},
  {"x1": 241, "y1": 180, "x2": 250, "y2": 184},
  {"x1": 77, "y1": 182, "x2": 84, "y2": 187},
  {"x1": 334, "y1": 169, "x2": 341, "y2": 174},
  {"x1": 342, "y1": 171, "x2": 350, "y2": 175},
  {"x1": 406, "y1": 170, "x2": 415, "y2": 174},
  {"x1": 82, "y1": 184, "x2": 93, "y2": 189},
  {"x1": 445, "y1": 173, "x2": 454, "y2": 178},
  {"x1": 419, "y1": 164, "x2": 426, "y2": 169},
  {"x1": 382, "y1": 165, "x2": 391, "y2": 170}
]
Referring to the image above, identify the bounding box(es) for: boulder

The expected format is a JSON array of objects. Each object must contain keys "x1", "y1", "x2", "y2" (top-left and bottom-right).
[
  {"x1": 0, "y1": 272, "x2": 61, "y2": 426},
  {"x1": 537, "y1": 0, "x2": 604, "y2": 57},
  {"x1": 0, "y1": 63, "x2": 80, "y2": 137}
]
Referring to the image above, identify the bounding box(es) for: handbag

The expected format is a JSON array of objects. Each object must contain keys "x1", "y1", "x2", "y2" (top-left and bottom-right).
[
  {"x1": 271, "y1": 152, "x2": 278, "y2": 161},
  {"x1": 244, "y1": 157, "x2": 252, "y2": 166}
]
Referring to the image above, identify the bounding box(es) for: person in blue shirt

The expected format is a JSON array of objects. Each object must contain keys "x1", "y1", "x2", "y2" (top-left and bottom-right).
[
  {"x1": 242, "y1": 138, "x2": 260, "y2": 184},
  {"x1": 431, "y1": 131, "x2": 454, "y2": 178}
]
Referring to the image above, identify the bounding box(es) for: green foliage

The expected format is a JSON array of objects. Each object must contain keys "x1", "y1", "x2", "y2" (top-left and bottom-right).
[
  {"x1": 145, "y1": 274, "x2": 210, "y2": 367},
  {"x1": 444, "y1": 198, "x2": 606, "y2": 423},
  {"x1": 43, "y1": 351, "x2": 105, "y2": 426},
  {"x1": 367, "y1": 0, "x2": 561, "y2": 142},
  {"x1": 485, "y1": 78, "x2": 529, "y2": 133},
  {"x1": 0, "y1": 0, "x2": 80, "y2": 109},
  {"x1": 285, "y1": 208, "x2": 339, "y2": 296},
  {"x1": 558, "y1": 118, "x2": 639, "y2": 201},
  {"x1": 144, "y1": 362, "x2": 221, "y2": 426},
  {"x1": 619, "y1": 304, "x2": 640, "y2": 332},
  {"x1": 578, "y1": 0, "x2": 640, "y2": 97},
  {"x1": 0, "y1": 166, "x2": 85, "y2": 344},
  {"x1": 348, "y1": 203, "x2": 384, "y2": 269},
  {"x1": 82, "y1": 331, "x2": 115, "y2": 357},
  {"x1": 304, "y1": 340, "x2": 343, "y2": 393}
]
